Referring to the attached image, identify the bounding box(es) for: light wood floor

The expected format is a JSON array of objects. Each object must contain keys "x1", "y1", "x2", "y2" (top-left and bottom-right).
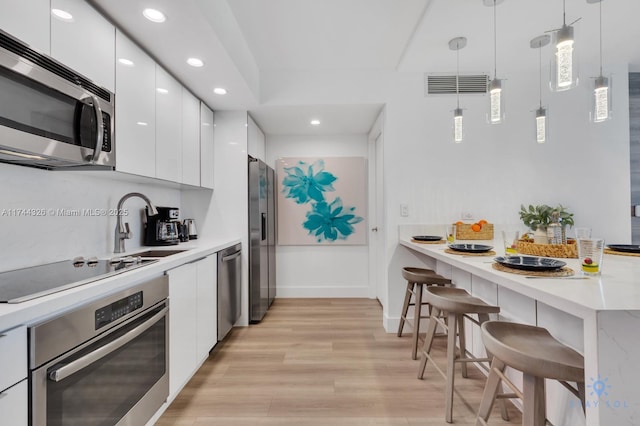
[{"x1": 157, "y1": 298, "x2": 522, "y2": 425}]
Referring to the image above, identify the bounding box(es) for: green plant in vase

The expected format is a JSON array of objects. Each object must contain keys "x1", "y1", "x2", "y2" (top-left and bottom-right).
[{"x1": 519, "y1": 204, "x2": 574, "y2": 244}]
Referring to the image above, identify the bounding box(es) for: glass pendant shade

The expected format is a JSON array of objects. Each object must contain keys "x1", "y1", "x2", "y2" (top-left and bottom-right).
[
  {"x1": 535, "y1": 107, "x2": 548, "y2": 143},
  {"x1": 453, "y1": 108, "x2": 463, "y2": 143},
  {"x1": 488, "y1": 78, "x2": 504, "y2": 124},
  {"x1": 551, "y1": 24, "x2": 578, "y2": 91},
  {"x1": 592, "y1": 76, "x2": 612, "y2": 122}
]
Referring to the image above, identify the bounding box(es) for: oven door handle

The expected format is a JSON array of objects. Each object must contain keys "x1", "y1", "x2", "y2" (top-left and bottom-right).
[{"x1": 48, "y1": 306, "x2": 168, "y2": 382}]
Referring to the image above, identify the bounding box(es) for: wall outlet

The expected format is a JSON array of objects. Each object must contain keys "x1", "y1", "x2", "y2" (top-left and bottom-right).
[
  {"x1": 461, "y1": 211, "x2": 474, "y2": 221},
  {"x1": 400, "y1": 204, "x2": 409, "y2": 217}
]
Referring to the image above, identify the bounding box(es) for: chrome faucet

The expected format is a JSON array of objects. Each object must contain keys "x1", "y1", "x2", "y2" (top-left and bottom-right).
[{"x1": 114, "y1": 192, "x2": 158, "y2": 253}]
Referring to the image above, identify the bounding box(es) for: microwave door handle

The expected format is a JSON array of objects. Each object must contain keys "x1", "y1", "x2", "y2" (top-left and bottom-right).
[
  {"x1": 85, "y1": 94, "x2": 104, "y2": 163},
  {"x1": 47, "y1": 306, "x2": 168, "y2": 382}
]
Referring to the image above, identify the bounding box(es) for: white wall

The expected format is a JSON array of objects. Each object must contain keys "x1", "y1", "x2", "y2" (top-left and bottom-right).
[
  {"x1": 0, "y1": 164, "x2": 181, "y2": 271},
  {"x1": 182, "y1": 111, "x2": 250, "y2": 325},
  {"x1": 381, "y1": 63, "x2": 631, "y2": 330},
  {"x1": 265, "y1": 134, "x2": 370, "y2": 297}
]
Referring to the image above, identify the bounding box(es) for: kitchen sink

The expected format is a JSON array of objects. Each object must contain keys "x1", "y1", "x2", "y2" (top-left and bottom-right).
[{"x1": 129, "y1": 249, "x2": 187, "y2": 258}]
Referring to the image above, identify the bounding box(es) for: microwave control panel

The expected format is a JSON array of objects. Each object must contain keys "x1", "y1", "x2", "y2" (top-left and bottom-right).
[
  {"x1": 95, "y1": 290, "x2": 143, "y2": 330},
  {"x1": 102, "y1": 112, "x2": 112, "y2": 152}
]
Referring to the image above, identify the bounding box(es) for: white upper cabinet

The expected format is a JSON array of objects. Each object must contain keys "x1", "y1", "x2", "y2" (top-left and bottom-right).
[
  {"x1": 0, "y1": 0, "x2": 50, "y2": 54},
  {"x1": 181, "y1": 89, "x2": 201, "y2": 186},
  {"x1": 155, "y1": 65, "x2": 182, "y2": 182},
  {"x1": 115, "y1": 30, "x2": 156, "y2": 178},
  {"x1": 200, "y1": 103, "x2": 215, "y2": 189},
  {"x1": 50, "y1": 0, "x2": 115, "y2": 91},
  {"x1": 247, "y1": 115, "x2": 266, "y2": 162}
]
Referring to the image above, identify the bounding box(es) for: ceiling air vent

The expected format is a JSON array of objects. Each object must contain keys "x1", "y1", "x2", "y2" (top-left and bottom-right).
[{"x1": 425, "y1": 74, "x2": 489, "y2": 95}]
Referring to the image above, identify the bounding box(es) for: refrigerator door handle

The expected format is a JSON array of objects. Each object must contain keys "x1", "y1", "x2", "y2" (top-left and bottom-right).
[{"x1": 261, "y1": 213, "x2": 267, "y2": 241}]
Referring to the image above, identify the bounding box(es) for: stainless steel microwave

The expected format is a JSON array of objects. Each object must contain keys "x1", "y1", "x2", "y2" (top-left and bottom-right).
[{"x1": 0, "y1": 30, "x2": 114, "y2": 170}]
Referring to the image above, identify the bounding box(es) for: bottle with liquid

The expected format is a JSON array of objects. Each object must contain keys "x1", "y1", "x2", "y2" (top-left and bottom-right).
[{"x1": 547, "y1": 211, "x2": 563, "y2": 245}]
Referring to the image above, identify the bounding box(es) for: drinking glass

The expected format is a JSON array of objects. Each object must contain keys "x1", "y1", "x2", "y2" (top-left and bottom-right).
[
  {"x1": 577, "y1": 238, "x2": 605, "y2": 276},
  {"x1": 502, "y1": 230, "x2": 519, "y2": 256},
  {"x1": 445, "y1": 224, "x2": 456, "y2": 244},
  {"x1": 574, "y1": 227, "x2": 592, "y2": 239}
]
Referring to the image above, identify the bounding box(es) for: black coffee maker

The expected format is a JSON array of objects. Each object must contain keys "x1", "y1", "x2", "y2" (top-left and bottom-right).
[{"x1": 144, "y1": 206, "x2": 180, "y2": 246}]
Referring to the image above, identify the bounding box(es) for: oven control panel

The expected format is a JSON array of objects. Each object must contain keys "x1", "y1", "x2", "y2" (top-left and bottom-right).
[{"x1": 95, "y1": 291, "x2": 143, "y2": 330}]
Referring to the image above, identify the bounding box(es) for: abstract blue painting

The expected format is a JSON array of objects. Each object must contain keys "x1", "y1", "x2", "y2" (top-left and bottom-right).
[{"x1": 277, "y1": 157, "x2": 366, "y2": 245}]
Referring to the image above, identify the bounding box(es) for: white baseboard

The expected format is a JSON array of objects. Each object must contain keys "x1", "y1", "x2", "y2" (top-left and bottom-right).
[{"x1": 275, "y1": 285, "x2": 371, "y2": 298}]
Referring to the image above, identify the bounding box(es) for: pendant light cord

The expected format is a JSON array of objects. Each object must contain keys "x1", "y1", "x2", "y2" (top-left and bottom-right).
[
  {"x1": 563, "y1": 0, "x2": 566, "y2": 25},
  {"x1": 539, "y1": 45, "x2": 543, "y2": 109},
  {"x1": 456, "y1": 41, "x2": 460, "y2": 109},
  {"x1": 599, "y1": 0, "x2": 603, "y2": 75},
  {"x1": 493, "y1": 0, "x2": 497, "y2": 78}
]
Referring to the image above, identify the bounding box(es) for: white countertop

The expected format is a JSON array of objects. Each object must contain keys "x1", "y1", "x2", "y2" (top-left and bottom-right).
[
  {"x1": 0, "y1": 237, "x2": 240, "y2": 331},
  {"x1": 399, "y1": 237, "x2": 640, "y2": 318}
]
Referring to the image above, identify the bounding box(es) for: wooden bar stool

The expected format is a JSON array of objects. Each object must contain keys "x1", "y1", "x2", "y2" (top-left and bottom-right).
[
  {"x1": 417, "y1": 286, "x2": 503, "y2": 423},
  {"x1": 476, "y1": 321, "x2": 585, "y2": 426},
  {"x1": 398, "y1": 267, "x2": 452, "y2": 360}
]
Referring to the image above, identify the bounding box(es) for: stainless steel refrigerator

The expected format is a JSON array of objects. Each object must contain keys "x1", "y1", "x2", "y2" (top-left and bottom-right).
[{"x1": 248, "y1": 156, "x2": 276, "y2": 323}]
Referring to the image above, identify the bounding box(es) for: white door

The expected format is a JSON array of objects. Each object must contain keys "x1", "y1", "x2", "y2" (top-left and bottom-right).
[{"x1": 368, "y1": 112, "x2": 385, "y2": 305}]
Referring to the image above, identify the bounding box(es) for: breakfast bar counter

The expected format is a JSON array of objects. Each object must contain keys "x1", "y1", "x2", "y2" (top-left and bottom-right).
[{"x1": 398, "y1": 234, "x2": 640, "y2": 426}]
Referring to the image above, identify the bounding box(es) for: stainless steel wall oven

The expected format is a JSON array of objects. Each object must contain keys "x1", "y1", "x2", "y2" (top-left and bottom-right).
[{"x1": 29, "y1": 276, "x2": 169, "y2": 426}]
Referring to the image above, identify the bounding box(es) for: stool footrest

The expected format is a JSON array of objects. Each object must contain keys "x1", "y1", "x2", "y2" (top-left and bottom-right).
[
  {"x1": 496, "y1": 393, "x2": 519, "y2": 399},
  {"x1": 457, "y1": 356, "x2": 491, "y2": 363},
  {"x1": 493, "y1": 366, "x2": 525, "y2": 400}
]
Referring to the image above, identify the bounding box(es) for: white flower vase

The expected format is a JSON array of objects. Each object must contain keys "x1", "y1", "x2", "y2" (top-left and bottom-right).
[{"x1": 533, "y1": 227, "x2": 548, "y2": 244}]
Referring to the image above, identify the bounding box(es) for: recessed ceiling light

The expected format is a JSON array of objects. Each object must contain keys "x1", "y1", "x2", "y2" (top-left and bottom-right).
[
  {"x1": 51, "y1": 8, "x2": 74, "y2": 22},
  {"x1": 310, "y1": 119, "x2": 321, "y2": 126},
  {"x1": 118, "y1": 58, "x2": 135, "y2": 67},
  {"x1": 156, "y1": 88, "x2": 169, "y2": 94},
  {"x1": 136, "y1": 121, "x2": 148, "y2": 126},
  {"x1": 213, "y1": 88, "x2": 227, "y2": 95},
  {"x1": 187, "y1": 57, "x2": 204, "y2": 67},
  {"x1": 143, "y1": 8, "x2": 166, "y2": 23}
]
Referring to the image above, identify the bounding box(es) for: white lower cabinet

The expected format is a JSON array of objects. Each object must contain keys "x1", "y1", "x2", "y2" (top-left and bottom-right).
[
  {"x1": 0, "y1": 380, "x2": 28, "y2": 426},
  {"x1": 167, "y1": 262, "x2": 198, "y2": 399},
  {"x1": 0, "y1": 325, "x2": 27, "y2": 425},
  {"x1": 167, "y1": 254, "x2": 218, "y2": 399},
  {"x1": 196, "y1": 255, "x2": 217, "y2": 362}
]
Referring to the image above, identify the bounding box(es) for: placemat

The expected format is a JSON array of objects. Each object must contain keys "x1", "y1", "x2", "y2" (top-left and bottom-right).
[
  {"x1": 492, "y1": 262, "x2": 574, "y2": 277},
  {"x1": 604, "y1": 248, "x2": 640, "y2": 257},
  {"x1": 412, "y1": 239, "x2": 446, "y2": 244},
  {"x1": 445, "y1": 248, "x2": 496, "y2": 256}
]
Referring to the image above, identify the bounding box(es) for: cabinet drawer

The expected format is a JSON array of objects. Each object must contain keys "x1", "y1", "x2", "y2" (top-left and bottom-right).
[
  {"x1": 0, "y1": 380, "x2": 28, "y2": 426},
  {"x1": 0, "y1": 326, "x2": 27, "y2": 391}
]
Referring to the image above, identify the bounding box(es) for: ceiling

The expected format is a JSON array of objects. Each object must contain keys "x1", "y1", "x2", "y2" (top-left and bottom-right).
[{"x1": 90, "y1": 0, "x2": 640, "y2": 136}]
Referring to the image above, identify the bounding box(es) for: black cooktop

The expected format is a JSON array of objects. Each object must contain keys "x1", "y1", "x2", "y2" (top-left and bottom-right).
[{"x1": 0, "y1": 258, "x2": 156, "y2": 303}]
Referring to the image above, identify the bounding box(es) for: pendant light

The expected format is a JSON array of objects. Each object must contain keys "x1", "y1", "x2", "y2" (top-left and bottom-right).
[
  {"x1": 484, "y1": 0, "x2": 505, "y2": 124},
  {"x1": 449, "y1": 37, "x2": 467, "y2": 143},
  {"x1": 550, "y1": 0, "x2": 579, "y2": 91},
  {"x1": 531, "y1": 35, "x2": 550, "y2": 143},
  {"x1": 588, "y1": 0, "x2": 612, "y2": 122}
]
